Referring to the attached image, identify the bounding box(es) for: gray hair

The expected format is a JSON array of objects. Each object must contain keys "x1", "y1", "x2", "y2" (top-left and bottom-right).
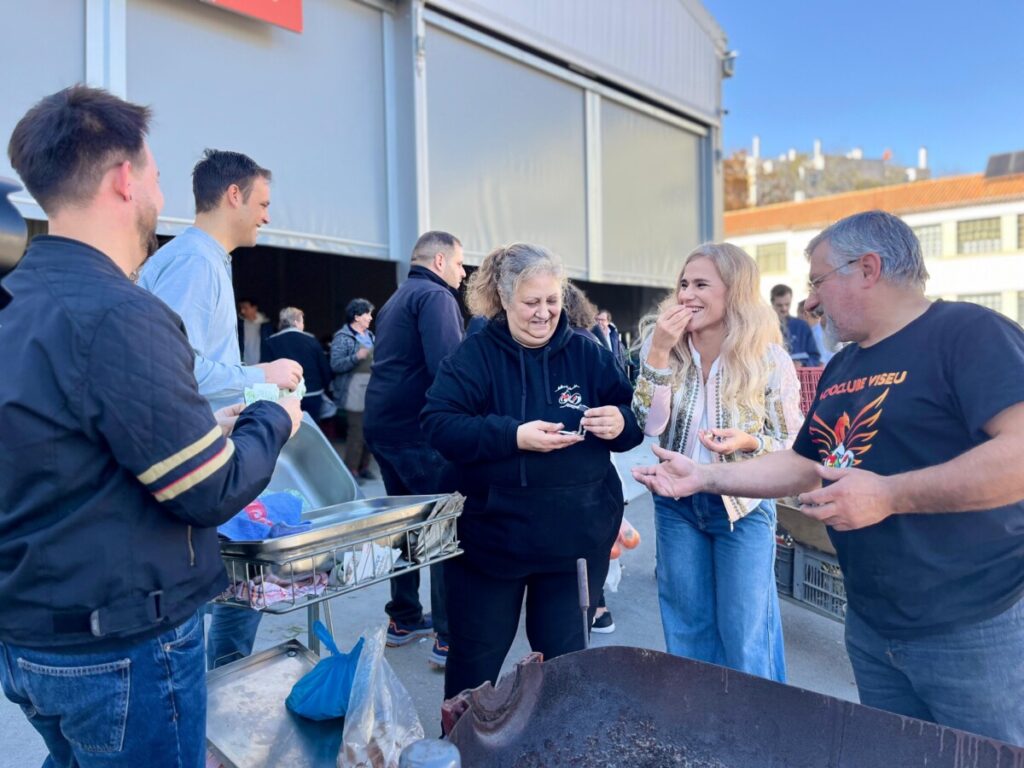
[
  {"x1": 805, "y1": 210, "x2": 929, "y2": 288},
  {"x1": 278, "y1": 306, "x2": 304, "y2": 330},
  {"x1": 466, "y1": 243, "x2": 565, "y2": 319}
]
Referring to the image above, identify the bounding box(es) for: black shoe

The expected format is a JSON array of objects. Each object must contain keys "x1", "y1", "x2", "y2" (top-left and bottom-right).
[{"x1": 591, "y1": 610, "x2": 615, "y2": 634}]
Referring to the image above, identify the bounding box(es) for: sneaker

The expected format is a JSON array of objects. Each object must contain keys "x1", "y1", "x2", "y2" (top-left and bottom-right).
[
  {"x1": 428, "y1": 637, "x2": 448, "y2": 669},
  {"x1": 386, "y1": 614, "x2": 433, "y2": 647},
  {"x1": 591, "y1": 610, "x2": 616, "y2": 634}
]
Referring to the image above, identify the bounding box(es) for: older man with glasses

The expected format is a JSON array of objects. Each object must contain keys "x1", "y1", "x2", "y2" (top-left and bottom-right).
[{"x1": 634, "y1": 209, "x2": 1024, "y2": 747}]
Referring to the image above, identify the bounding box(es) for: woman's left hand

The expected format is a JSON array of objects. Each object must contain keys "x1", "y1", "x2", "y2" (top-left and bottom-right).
[
  {"x1": 697, "y1": 428, "x2": 759, "y2": 456},
  {"x1": 581, "y1": 406, "x2": 625, "y2": 441}
]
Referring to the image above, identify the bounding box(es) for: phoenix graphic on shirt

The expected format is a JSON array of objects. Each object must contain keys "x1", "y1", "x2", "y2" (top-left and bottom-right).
[{"x1": 809, "y1": 389, "x2": 889, "y2": 468}]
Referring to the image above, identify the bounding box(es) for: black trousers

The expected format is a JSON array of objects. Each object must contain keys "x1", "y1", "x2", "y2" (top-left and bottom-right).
[
  {"x1": 366, "y1": 437, "x2": 453, "y2": 642},
  {"x1": 443, "y1": 553, "x2": 609, "y2": 700}
]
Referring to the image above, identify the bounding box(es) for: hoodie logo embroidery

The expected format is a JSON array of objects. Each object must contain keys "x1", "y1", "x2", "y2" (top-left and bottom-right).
[{"x1": 556, "y1": 384, "x2": 586, "y2": 412}]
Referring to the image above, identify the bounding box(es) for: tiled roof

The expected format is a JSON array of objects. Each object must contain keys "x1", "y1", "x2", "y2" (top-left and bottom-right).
[{"x1": 724, "y1": 173, "x2": 1024, "y2": 237}]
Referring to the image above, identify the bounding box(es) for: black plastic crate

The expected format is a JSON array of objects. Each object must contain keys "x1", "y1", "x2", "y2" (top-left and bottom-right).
[
  {"x1": 774, "y1": 537, "x2": 795, "y2": 596},
  {"x1": 793, "y1": 544, "x2": 847, "y2": 621}
]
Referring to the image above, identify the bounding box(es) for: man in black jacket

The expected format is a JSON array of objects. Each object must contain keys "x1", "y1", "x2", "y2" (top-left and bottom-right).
[
  {"x1": 261, "y1": 306, "x2": 333, "y2": 419},
  {"x1": 0, "y1": 86, "x2": 301, "y2": 767},
  {"x1": 364, "y1": 230, "x2": 465, "y2": 669}
]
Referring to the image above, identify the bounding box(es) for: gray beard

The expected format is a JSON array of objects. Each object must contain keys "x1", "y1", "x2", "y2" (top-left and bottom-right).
[{"x1": 821, "y1": 313, "x2": 843, "y2": 351}]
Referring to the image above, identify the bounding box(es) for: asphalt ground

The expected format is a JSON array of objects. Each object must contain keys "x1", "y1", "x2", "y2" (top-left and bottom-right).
[{"x1": 1, "y1": 440, "x2": 856, "y2": 766}]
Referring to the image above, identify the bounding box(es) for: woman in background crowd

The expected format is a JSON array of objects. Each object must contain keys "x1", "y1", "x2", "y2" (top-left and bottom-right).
[
  {"x1": 632, "y1": 243, "x2": 801, "y2": 682},
  {"x1": 331, "y1": 298, "x2": 376, "y2": 479}
]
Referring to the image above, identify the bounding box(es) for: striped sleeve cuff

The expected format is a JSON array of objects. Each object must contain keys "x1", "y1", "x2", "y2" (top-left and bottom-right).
[
  {"x1": 136, "y1": 426, "x2": 235, "y2": 503},
  {"x1": 639, "y1": 361, "x2": 673, "y2": 387}
]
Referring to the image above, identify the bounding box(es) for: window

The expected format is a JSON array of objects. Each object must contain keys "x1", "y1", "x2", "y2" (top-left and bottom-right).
[
  {"x1": 755, "y1": 242, "x2": 787, "y2": 273},
  {"x1": 956, "y1": 218, "x2": 1001, "y2": 254},
  {"x1": 958, "y1": 293, "x2": 1002, "y2": 312},
  {"x1": 1018, "y1": 215, "x2": 1024, "y2": 250},
  {"x1": 913, "y1": 224, "x2": 942, "y2": 259},
  {"x1": 1018, "y1": 291, "x2": 1024, "y2": 323}
]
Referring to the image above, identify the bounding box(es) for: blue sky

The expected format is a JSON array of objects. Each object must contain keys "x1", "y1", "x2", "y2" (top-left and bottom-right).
[{"x1": 701, "y1": 1, "x2": 1024, "y2": 177}]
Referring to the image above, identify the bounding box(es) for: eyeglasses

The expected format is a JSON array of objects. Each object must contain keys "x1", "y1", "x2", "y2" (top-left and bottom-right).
[{"x1": 806, "y1": 258, "x2": 861, "y2": 294}]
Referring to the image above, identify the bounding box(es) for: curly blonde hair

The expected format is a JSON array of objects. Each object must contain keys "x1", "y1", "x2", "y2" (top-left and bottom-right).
[
  {"x1": 637, "y1": 243, "x2": 781, "y2": 419},
  {"x1": 562, "y1": 281, "x2": 598, "y2": 330},
  {"x1": 466, "y1": 243, "x2": 565, "y2": 318}
]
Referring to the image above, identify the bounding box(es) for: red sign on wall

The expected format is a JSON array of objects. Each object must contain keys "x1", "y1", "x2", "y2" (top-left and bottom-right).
[{"x1": 201, "y1": 0, "x2": 303, "y2": 33}]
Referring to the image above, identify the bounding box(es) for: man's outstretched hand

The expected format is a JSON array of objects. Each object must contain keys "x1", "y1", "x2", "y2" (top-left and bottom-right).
[{"x1": 631, "y1": 444, "x2": 704, "y2": 498}]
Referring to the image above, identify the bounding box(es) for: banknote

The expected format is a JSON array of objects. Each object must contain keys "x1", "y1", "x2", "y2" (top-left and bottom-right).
[{"x1": 244, "y1": 378, "x2": 307, "y2": 406}]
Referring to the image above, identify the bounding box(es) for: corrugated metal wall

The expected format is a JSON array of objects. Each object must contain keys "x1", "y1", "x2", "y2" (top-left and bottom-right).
[
  {"x1": 427, "y1": 0, "x2": 726, "y2": 123},
  {"x1": 2, "y1": 0, "x2": 725, "y2": 289}
]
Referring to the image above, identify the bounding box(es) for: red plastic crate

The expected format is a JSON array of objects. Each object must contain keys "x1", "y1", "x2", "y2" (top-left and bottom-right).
[{"x1": 797, "y1": 366, "x2": 824, "y2": 415}]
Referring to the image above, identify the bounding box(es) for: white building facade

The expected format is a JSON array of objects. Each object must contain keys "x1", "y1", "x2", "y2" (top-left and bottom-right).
[{"x1": 724, "y1": 174, "x2": 1024, "y2": 323}]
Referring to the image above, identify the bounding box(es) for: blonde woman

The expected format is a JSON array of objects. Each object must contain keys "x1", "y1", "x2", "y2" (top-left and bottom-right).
[{"x1": 632, "y1": 242, "x2": 801, "y2": 681}]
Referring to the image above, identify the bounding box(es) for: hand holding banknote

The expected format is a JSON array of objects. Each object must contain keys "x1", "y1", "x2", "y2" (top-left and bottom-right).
[{"x1": 257, "y1": 358, "x2": 303, "y2": 390}]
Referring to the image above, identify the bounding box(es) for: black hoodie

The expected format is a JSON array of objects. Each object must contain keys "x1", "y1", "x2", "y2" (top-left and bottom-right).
[{"x1": 422, "y1": 312, "x2": 643, "y2": 576}]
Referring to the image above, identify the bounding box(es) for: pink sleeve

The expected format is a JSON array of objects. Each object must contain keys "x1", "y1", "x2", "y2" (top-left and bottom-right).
[{"x1": 644, "y1": 384, "x2": 672, "y2": 436}]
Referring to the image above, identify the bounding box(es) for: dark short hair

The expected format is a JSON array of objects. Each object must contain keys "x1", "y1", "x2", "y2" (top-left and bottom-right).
[
  {"x1": 192, "y1": 149, "x2": 271, "y2": 214},
  {"x1": 770, "y1": 284, "x2": 793, "y2": 301},
  {"x1": 345, "y1": 298, "x2": 375, "y2": 323},
  {"x1": 237, "y1": 297, "x2": 258, "y2": 308},
  {"x1": 7, "y1": 85, "x2": 151, "y2": 214},
  {"x1": 411, "y1": 230, "x2": 461, "y2": 263}
]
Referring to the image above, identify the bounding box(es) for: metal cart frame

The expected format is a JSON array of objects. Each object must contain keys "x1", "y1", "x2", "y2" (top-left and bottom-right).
[{"x1": 214, "y1": 493, "x2": 463, "y2": 653}]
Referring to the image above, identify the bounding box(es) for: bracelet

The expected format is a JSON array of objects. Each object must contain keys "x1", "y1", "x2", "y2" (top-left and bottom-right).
[{"x1": 750, "y1": 434, "x2": 765, "y2": 454}]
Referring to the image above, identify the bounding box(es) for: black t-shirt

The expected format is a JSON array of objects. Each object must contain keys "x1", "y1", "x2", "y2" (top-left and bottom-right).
[{"x1": 792, "y1": 301, "x2": 1024, "y2": 638}]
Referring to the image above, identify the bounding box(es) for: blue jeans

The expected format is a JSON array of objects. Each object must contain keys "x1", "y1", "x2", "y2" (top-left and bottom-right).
[
  {"x1": 845, "y1": 598, "x2": 1024, "y2": 746},
  {"x1": 206, "y1": 603, "x2": 263, "y2": 670},
  {"x1": 365, "y1": 438, "x2": 454, "y2": 644},
  {"x1": 0, "y1": 609, "x2": 207, "y2": 767},
  {"x1": 654, "y1": 493, "x2": 786, "y2": 682}
]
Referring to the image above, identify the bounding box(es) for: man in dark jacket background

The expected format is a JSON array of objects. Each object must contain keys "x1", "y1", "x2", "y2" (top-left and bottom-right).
[
  {"x1": 592, "y1": 308, "x2": 627, "y2": 372},
  {"x1": 0, "y1": 86, "x2": 301, "y2": 766},
  {"x1": 261, "y1": 306, "x2": 333, "y2": 419},
  {"x1": 770, "y1": 283, "x2": 821, "y2": 367},
  {"x1": 364, "y1": 230, "x2": 465, "y2": 669}
]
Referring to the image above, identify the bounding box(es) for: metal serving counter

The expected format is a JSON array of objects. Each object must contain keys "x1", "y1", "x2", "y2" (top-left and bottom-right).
[{"x1": 206, "y1": 641, "x2": 343, "y2": 768}]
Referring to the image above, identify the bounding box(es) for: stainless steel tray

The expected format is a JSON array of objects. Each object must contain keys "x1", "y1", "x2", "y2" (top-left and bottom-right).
[
  {"x1": 206, "y1": 640, "x2": 342, "y2": 768},
  {"x1": 216, "y1": 494, "x2": 463, "y2": 614},
  {"x1": 220, "y1": 495, "x2": 446, "y2": 562},
  {"x1": 265, "y1": 413, "x2": 361, "y2": 508}
]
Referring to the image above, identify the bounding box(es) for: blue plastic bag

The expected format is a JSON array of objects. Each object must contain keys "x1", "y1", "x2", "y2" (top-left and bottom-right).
[{"x1": 285, "y1": 622, "x2": 364, "y2": 721}]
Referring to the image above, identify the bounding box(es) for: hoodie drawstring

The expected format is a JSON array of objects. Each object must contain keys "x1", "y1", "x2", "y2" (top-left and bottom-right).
[
  {"x1": 542, "y1": 348, "x2": 552, "y2": 405},
  {"x1": 518, "y1": 348, "x2": 528, "y2": 487}
]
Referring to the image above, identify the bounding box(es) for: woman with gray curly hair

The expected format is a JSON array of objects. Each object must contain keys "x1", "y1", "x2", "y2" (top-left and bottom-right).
[{"x1": 421, "y1": 243, "x2": 643, "y2": 704}]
